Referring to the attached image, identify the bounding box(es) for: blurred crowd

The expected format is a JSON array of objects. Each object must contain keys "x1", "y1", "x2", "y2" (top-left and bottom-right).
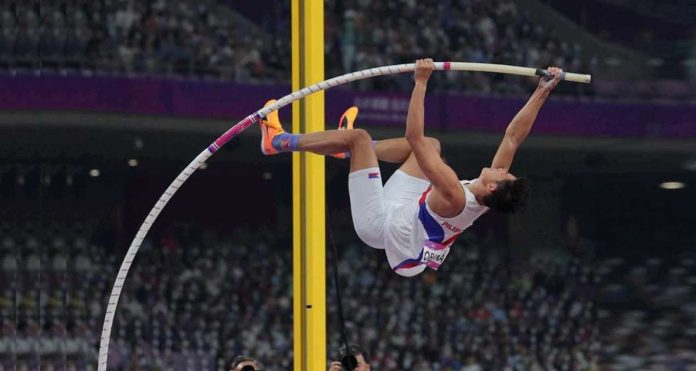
[
  {"x1": 2, "y1": 0, "x2": 280, "y2": 82},
  {"x1": 320, "y1": 0, "x2": 591, "y2": 95},
  {"x1": 597, "y1": 256, "x2": 696, "y2": 370},
  {"x1": 2, "y1": 218, "x2": 694, "y2": 370},
  {"x1": 328, "y1": 235, "x2": 599, "y2": 370},
  {"x1": 1, "y1": 0, "x2": 592, "y2": 96},
  {"x1": 1, "y1": 219, "x2": 605, "y2": 371}
]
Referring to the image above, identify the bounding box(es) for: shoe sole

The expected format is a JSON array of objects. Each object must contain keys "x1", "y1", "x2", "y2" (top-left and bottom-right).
[
  {"x1": 260, "y1": 99, "x2": 281, "y2": 155},
  {"x1": 260, "y1": 121, "x2": 278, "y2": 155}
]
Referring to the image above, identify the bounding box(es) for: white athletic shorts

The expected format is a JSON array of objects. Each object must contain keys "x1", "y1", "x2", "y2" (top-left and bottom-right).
[
  {"x1": 348, "y1": 168, "x2": 430, "y2": 275},
  {"x1": 348, "y1": 167, "x2": 387, "y2": 249}
]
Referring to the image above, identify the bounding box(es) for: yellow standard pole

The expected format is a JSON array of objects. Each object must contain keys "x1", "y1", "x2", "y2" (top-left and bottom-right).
[{"x1": 291, "y1": 0, "x2": 325, "y2": 370}]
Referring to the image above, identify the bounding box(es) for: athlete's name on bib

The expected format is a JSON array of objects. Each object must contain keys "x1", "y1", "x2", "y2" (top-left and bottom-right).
[
  {"x1": 423, "y1": 250, "x2": 447, "y2": 264},
  {"x1": 421, "y1": 241, "x2": 451, "y2": 271},
  {"x1": 441, "y1": 221, "x2": 462, "y2": 234}
]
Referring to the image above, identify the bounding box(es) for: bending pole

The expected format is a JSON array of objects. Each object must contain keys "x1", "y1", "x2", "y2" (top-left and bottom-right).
[{"x1": 97, "y1": 62, "x2": 591, "y2": 370}]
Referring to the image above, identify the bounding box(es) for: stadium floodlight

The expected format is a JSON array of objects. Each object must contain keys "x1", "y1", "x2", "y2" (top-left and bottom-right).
[{"x1": 660, "y1": 181, "x2": 685, "y2": 190}]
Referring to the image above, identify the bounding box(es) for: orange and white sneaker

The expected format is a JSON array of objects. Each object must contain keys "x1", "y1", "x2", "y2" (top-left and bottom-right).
[
  {"x1": 260, "y1": 99, "x2": 286, "y2": 155},
  {"x1": 331, "y1": 106, "x2": 359, "y2": 159}
]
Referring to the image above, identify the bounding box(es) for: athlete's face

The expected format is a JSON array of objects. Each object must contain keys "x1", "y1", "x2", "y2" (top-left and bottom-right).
[{"x1": 479, "y1": 167, "x2": 516, "y2": 193}]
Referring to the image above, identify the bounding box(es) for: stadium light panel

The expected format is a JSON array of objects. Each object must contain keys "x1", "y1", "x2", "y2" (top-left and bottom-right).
[{"x1": 659, "y1": 181, "x2": 685, "y2": 190}]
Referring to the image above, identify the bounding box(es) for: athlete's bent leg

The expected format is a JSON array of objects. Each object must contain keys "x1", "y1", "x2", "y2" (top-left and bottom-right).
[
  {"x1": 373, "y1": 137, "x2": 440, "y2": 164},
  {"x1": 296, "y1": 128, "x2": 385, "y2": 246},
  {"x1": 260, "y1": 106, "x2": 384, "y2": 247},
  {"x1": 298, "y1": 128, "x2": 378, "y2": 172},
  {"x1": 260, "y1": 99, "x2": 378, "y2": 172},
  {"x1": 373, "y1": 138, "x2": 412, "y2": 163}
]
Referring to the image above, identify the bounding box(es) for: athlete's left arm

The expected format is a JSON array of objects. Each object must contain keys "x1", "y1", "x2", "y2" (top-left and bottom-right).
[{"x1": 491, "y1": 67, "x2": 563, "y2": 171}]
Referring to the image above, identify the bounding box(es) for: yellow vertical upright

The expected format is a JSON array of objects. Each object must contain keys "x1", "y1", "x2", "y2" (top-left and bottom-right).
[{"x1": 291, "y1": 0, "x2": 326, "y2": 370}]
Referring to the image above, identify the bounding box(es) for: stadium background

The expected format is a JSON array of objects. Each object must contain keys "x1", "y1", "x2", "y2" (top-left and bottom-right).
[{"x1": 1, "y1": 0, "x2": 695, "y2": 370}]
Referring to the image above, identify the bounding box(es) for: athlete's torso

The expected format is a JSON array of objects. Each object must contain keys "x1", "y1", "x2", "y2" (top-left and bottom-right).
[{"x1": 384, "y1": 178, "x2": 489, "y2": 277}]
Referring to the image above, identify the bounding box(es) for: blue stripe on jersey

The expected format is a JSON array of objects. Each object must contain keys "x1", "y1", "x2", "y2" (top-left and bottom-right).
[
  {"x1": 393, "y1": 249, "x2": 424, "y2": 270},
  {"x1": 418, "y1": 202, "x2": 444, "y2": 243}
]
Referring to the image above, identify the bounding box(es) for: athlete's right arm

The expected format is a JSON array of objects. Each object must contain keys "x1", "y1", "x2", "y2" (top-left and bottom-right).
[
  {"x1": 405, "y1": 59, "x2": 465, "y2": 215},
  {"x1": 491, "y1": 67, "x2": 562, "y2": 171}
]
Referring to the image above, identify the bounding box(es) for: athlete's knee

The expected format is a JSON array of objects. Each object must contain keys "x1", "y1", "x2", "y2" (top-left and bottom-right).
[
  {"x1": 351, "y1": 128, "x2": 372, "y2": 142},
  {"x1": 426, "y1": 137, "x2": 441, "y2": 154},
  {"x1": 345, "y1": 128, "x2": 373, "y2": 151}
]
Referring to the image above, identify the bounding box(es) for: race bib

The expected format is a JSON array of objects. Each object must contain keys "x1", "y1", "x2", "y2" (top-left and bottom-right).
[{"x1": 421, "y1": 240, "x2": 451, "y2": 270}]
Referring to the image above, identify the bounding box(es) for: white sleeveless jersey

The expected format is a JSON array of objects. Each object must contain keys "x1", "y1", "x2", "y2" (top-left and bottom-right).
[{"x1": 384, "y1": 179, "x2": 489, "y2": 277}]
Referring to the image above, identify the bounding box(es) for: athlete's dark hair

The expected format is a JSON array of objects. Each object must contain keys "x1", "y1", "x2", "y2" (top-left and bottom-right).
[{"x1": 482, "y1": 178, "x2": 530, "y2": 213}]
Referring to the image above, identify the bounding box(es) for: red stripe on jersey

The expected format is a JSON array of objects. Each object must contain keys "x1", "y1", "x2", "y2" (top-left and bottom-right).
[
  {"x1": 419, "y1": 186, "x2": 432, "y2": 205},
  {"x1": 442, "y1": 233, "x2": 461, "y2": 247}
]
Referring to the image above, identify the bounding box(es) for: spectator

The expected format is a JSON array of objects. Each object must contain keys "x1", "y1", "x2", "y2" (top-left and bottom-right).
[
  {"x1": 230, "y1": 355, "x2": 263, "y2": 371},
  {"x1": 328, "y1": 343, "x2": 371, "y2": 371},
  {"x1": 461, "y1": 355, "x2": 482, "y2": 371}
]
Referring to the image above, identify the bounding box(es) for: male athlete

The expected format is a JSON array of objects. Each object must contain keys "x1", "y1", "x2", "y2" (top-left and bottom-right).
[{"x1": 260, "y1": 59, "x2": 563, "y2": 277}]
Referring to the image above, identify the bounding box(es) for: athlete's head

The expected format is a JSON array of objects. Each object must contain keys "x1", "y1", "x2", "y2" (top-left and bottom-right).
[{"x1": 478, "y1": 167, "x2": 529, "y2": 213}]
